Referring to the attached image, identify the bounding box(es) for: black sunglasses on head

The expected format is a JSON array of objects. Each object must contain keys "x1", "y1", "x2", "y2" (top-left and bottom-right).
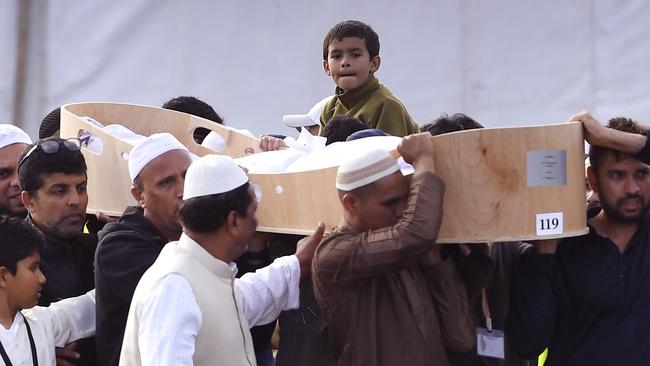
[{"x1": 18, "y1": 138, "x2": 82, "y2": 170}]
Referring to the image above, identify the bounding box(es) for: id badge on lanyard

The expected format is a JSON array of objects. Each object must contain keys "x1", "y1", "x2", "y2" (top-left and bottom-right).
[{"x1": 476, "y1": 288, "x2": 505, "y2": 359}]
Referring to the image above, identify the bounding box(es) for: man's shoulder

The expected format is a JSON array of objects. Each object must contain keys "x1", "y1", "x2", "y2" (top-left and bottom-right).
[
  {"x1": 96, "y1": 220, "x2": 167, "y2": 272},
  {"x1": 313, "y1": 228, "x2": 359, "y2": 267}
]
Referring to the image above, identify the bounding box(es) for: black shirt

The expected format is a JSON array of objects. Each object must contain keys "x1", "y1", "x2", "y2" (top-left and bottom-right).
[
  {"x1": 94, "y1": 206, "x2": 168, "y2": 366},
  {"x1": 507, "y1": 138, "x2": 650, "y2": 365}
]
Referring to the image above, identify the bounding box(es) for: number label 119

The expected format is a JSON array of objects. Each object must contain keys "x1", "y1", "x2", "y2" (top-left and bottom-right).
[{"x1": 536, "y1": 212, "x2": 563, "y2": 236}]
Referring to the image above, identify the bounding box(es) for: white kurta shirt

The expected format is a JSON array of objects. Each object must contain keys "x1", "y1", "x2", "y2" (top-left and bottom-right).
[
  {"x1": 132, "y1": 252, "x2": 300, "y2": 366},
  {"x1": 0, "y1": 290, "x2": 95, "y2": 366}
]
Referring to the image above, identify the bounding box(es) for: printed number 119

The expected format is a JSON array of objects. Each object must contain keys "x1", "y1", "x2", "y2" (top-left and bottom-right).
[{"x1": 539, "y1": 218, "x2": 559, "y2": 230}]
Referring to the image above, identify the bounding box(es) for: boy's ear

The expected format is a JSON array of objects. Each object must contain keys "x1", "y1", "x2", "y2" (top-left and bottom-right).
[
  {"x1": 323, "y1": 60, "x2": 331, "y2": 76},
  {"x1": 0, "y1": 267, "x2": 11, "y2": 288},
  {"x1": 370, "y1": 55, "x2": 381, "y2": 73}
]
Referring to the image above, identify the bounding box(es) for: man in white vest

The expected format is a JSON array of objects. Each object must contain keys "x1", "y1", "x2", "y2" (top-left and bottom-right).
[{"x1": 120, "y1": 154, "x2": 324, "y2": 365}]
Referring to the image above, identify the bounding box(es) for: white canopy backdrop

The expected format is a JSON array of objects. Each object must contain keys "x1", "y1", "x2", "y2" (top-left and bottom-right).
[{"x1": 2, "y1": 0, "x2": 650, "y2": 138}]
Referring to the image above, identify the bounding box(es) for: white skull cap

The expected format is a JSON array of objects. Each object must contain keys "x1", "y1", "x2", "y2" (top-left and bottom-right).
[
  {"x1": 336, "y1": 148, "x2": 400, "y2": 191},
  {"x1": 183, "y1": 154, "x2": 249, "y2": 199},
  {"x1": 0, "y1": 124, "x2": 32, "y2": 149},
  {"x1": 128, "y1": 133, "x2": 189, "y2": 182}
]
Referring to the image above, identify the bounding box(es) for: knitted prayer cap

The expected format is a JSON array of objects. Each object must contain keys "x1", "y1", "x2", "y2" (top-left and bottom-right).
[
  {"x1": 39, "y1": 107, "x2": 61, "y2": 139},
  {"x1": 336, "y1": 148, "x2": 400, "y2": 191}
]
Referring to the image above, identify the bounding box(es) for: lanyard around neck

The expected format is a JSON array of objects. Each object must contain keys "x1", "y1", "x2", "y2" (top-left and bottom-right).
[{"x1": 0, "y1": 313, "x2": 38, "y2": 366}]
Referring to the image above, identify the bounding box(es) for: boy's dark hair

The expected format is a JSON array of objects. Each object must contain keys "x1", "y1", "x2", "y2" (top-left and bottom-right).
[
  {"x1": 179, "y1": 183, "x2": 252, "y2": 233},
  {"x1": 162, "y1": 96, "x2": 224, "y2": 143},
  {"x1": 323, "y1": 20, "x2": 380, "y2": 60},
  {"x1": 421, "y1": 113, "x2": 484, "y2": 136},
  {"x1": 322, "y1": 115, "x2": 368, "y2": 145},
  {"x1": 0, "y1": 216, "x2": 45, "y2": 275},
  {"x1": 39, "y1": 107, "x2": 61, "y2": 139},
  {"x1": 18, "y1": 137, "x2": 87, "y2": 195},
  {"x1": 589, "y1": 117, "x2": 645, "y2": 173}
]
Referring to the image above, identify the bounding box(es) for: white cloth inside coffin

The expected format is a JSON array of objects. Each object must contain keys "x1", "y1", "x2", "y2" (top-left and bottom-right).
[{"x1": 235, "y1": 131, "x2": 414, "y2": 175}]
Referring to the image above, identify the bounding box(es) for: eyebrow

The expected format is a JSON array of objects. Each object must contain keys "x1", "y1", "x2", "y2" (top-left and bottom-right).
[
  {"x1": 157, "y1": 174, "x2": 176, "y2": 184},
  {"x1": 49, "y1": 183, "x2": 70, "y2": 190}
]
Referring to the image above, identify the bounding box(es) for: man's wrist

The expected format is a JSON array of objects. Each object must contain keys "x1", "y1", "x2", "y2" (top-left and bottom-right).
[{"x1": 413, "y1": 156, "x2": 435, "y2": 174}]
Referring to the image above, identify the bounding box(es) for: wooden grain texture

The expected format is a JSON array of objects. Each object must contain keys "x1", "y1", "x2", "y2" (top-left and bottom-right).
[
  {"x1": 249, "y1": 166, "x2": 343, "y2": 234},
  {"x1": 61, "y1": 102, "x2": 587, "y2": 243},
  {"x1": 431, "y1": 122, "x2": 587, "y2": 243},
  {"x1": 60, "y1": 102, "x2": 260, "y2": 216}
]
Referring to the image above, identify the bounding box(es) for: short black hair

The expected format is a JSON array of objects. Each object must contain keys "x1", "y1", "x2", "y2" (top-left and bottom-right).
[
  {"x1": 589, "y1": 117, "x2": 645, "y2": 173},
  {"x1": 179, "y1": 183, "x2": 252, "y2": 233},
  {"x1": 322, "y1": 115, "x2": 368, "y2": 145},
  {"x1": 39, "y1": 107, "x2": 61, "y2": 139},
  {"x1": 18, "y1": 138, "x2": 87, "y2": 195},
  {"x1": 0, "y1": 216, "x2": 45, "y2": 275},
  {"x1": 162, "y1": 96, "x2": 224, "y2": 143},
  {"x1": 421, "y1": 113, "x2": 484, "y2": 136},
  {"x1": 323, "y1": 20, "x2": 380, "y2": 60}
]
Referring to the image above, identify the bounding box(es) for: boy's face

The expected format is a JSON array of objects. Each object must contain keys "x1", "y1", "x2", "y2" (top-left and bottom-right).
[
  {"x1": 324, "y1": 37, "x2": 380, "y2": 92},
  {"x1": 2, "y1": 251, "x2": 46, "y2": 310}
]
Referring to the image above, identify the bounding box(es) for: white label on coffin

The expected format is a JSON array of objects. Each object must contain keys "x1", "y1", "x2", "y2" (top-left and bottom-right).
[
  {"x1": 527, "y1": 150, "x2": 567, "y2": 187},
  {"x1": 536, "y1": 212, "x2": 563, "y2": 236}
]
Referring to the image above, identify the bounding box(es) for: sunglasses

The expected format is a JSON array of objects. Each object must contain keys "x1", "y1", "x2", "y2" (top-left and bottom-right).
[{"x1": 18, "y1": 138, "x2": 82, "y2": 170}]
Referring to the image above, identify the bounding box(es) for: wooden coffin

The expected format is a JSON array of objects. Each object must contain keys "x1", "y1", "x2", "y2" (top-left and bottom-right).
[
  {"x1": 253, "y1": 123, "x2": 588, "y2": 242},
  {"x1": 60, "y1": 102, "x2": 260, "y2": 216},
  {"x1": 61, "y1": 102, "x2": 587, "y2": 243}
]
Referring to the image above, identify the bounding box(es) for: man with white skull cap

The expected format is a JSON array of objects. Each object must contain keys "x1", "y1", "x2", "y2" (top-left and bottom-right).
[
  {"x1": 120, "y1": 154, "x2": 324, "y2": 365},
  {"x1": 95, "y1": 133, "x2": 193, "y2": 366},
  {"x1": 0, "y1": 124, "x2": 32, "y2": 217},
  {"x1": 312, "y1": 132, "x2": 474, "y2": 366}
]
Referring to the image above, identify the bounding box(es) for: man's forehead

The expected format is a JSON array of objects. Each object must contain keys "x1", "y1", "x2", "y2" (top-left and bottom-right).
[
  {"x1": 140, "y1": 149, "x2": 191, "y2": 177},
  {"x1": 40, "y1": 172, "x2": 87, "y2": 186},
  {"x1": 0, "y1": 143, "x2": 27, "y2": 163},
  {"x1": 600, "y1": 152, "x2": 650, "y2": 171}
]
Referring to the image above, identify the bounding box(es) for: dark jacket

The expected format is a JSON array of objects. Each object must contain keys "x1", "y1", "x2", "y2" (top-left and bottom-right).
[
  {"x1": 94, "y1": 206, "x2": 167, "y2": 366},
  {"x1": 27, "y1": 215, "x2": 97, "y2": 366}
]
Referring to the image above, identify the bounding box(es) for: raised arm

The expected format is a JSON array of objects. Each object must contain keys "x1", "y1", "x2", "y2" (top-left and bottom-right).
[
  {"x1": 24, "y1": 290, "x2": 97, "y2": 348},
  {"x1": 314, "y1": 133, "x2": 445, "y2": 284},
  {"x1": 569, "y1": 110, "x2": 648, "y2": 159}
]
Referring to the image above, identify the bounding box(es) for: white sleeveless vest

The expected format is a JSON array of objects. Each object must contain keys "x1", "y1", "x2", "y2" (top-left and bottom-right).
[{"x1": 119, "y1": 234, "x2": 256, "y2": 365}]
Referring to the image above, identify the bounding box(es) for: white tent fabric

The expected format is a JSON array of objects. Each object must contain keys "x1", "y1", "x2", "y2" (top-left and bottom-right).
[{"x1": 2, "y1": 0, "x2": 650, "y2": 138}]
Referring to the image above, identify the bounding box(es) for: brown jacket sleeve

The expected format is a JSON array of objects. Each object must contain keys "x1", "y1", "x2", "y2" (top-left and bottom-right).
[{"x1": 314, "y1": 172, "x2": 445, "y2": 286}]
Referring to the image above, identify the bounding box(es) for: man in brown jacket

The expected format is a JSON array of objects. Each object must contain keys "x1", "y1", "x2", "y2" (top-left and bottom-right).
[{"x1": 312, "y1": 133, "x2": 474, "y2": 366}]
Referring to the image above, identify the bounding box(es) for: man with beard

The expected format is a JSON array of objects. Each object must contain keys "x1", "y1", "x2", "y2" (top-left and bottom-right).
[
  {"x1": 0, "y1": 124, "x2": 32, "y2": 217},
  {"x1": 95, "y1": 133, "x2": 324, "y2": 366},
  {"x1": 18, "y1": 137, "x2": 97, "y2": 364},
  {"x1": 507, "y1": 113, "x2": 650, "y2": 365}
]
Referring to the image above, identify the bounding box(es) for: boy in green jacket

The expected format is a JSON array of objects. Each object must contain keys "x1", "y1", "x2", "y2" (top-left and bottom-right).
[{"x1": 320, "y1": 20, "x2": 419, "y2": 137}]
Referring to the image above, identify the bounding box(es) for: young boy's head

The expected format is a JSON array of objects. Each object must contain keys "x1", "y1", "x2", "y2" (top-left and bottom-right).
[
  {"x1": 0, "y1": 216, "x2": 46, "y2": 311},
  {"x1": 323, "y1": 20, "x2": 381, "y2": 92}
]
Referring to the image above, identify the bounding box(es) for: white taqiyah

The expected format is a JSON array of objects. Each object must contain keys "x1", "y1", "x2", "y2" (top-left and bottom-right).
[
  {"x1": 128, "y1": 133, "x2": 189, "y2": 182},
  {"x1": 336, "y1": 148, "x2": 400, "y2": 191},
  {"x1": 183, "y1": 154, "x2": 249, "y2": 200}
]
